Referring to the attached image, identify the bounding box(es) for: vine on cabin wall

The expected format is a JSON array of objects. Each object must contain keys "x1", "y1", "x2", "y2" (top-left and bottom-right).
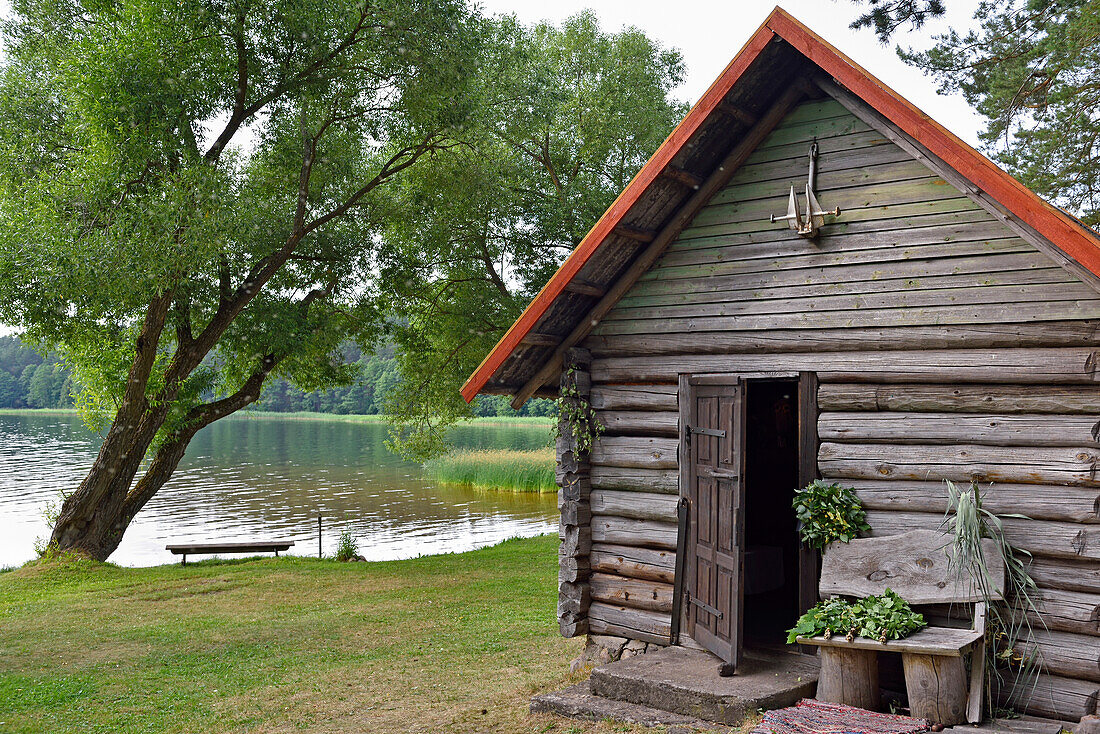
[{"x1": 556, "y1": 366, "x2": 603, "y2": 456}]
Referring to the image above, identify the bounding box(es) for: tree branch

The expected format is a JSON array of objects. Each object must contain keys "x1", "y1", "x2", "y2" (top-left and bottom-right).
[
  {"x1": 120, "y1": 353, "x2": 281, "y2": 521},
  {"x1": 203, "y1": 6, "x2": 371, "y2": 163}
]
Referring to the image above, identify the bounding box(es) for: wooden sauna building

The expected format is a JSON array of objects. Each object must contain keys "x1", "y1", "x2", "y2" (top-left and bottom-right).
[{"x1": 462, "y1": 7, "x2": 1100, "y2": 721}]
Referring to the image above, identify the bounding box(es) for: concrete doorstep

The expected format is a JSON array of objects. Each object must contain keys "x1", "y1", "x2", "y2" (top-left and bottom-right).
[
  {"x1": 532, "y1": 646, "x2": 819, "y2": 729},
  {"x1": 531, "y1": 681, "x2": 731, "y2": 732}
]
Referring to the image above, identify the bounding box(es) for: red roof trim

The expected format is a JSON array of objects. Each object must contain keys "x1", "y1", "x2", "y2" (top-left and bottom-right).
[
  {"x1": 765, "y1": 9, "x2": 1100, "y2": 280},
  {"x1": 462, "y1": 6, "x2": 1100, "y2": 403}
]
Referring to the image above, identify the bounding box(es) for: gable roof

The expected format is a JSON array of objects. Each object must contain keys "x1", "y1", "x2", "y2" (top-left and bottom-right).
[{"x1": 461, "y1": 6, "x2": 1100, "y2": 405}]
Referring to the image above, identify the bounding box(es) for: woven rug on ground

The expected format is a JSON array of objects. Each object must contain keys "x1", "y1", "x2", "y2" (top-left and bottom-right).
[{"x1": 751, "y1": 699, "x2": 930, "y2": 734}]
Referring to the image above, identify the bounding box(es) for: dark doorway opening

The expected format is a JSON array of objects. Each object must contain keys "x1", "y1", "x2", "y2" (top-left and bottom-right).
[{"x1": 742, "y1": 379, "x2": 802, "y2": 646}]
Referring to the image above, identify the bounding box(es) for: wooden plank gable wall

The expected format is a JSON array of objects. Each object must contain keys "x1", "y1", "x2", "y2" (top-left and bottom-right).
[{"x1": 570, "y1": 97, "x2": 1100, "y2": 720}]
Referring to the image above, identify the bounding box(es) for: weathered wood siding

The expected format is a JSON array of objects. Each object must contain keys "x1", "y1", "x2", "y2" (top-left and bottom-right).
[{"x1": 573, "y1": 98, "x2": 1100, "y2": 718}]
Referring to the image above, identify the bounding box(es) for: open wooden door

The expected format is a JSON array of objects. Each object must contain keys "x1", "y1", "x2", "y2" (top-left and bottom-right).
[{"x1": 678, "y1": 375, "x2": 747, "y2": 670}]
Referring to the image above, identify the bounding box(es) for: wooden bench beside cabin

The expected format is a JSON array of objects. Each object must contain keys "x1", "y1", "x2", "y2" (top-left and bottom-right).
[
  {"x1": 166, "y1": 541, "x2": 294, "y2": 566},
  {"x1": 797, "y1": 529, "x2": 1005, "y2": 726}
]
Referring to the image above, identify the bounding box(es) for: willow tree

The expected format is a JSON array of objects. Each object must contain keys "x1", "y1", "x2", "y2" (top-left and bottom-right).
[
  {"x1": 380, "y1": 12, "x2": 687, "y2": 459},
  {"x1": 0, "y1": 0, "x2": 479, "y2": 559}
]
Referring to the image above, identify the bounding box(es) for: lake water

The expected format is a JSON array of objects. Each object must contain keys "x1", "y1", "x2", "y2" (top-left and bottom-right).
[{"x1": 0, "y1": 413, "x2": 557, "y2": 568}]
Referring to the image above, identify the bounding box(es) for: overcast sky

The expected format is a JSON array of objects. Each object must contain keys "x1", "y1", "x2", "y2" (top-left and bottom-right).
[{"x1": 480, "y1": 0, "x2": 986, "y2": 145}]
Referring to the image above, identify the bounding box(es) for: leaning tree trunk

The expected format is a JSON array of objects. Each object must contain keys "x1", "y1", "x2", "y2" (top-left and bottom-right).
[
  {"x1": 49, "y1": 374, "x2": 274, "y2": 559},
  {"x1": 49, "y1": 421, "x2": 176, "y2": 560},
  {"x1": 42, "y1": 127, "x2": 417, "y2": 560},
  {"x1": 47, "y1": 288, "x2": 277, "y2": 563},
  {"x1": 47, "y1": 294, "x2": 178, "y2": 559}
]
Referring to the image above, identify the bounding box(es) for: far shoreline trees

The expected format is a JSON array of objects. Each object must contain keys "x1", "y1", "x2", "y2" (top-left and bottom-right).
[{"x1": 0, "y1": 335, "x2": 553, "y2": 417}]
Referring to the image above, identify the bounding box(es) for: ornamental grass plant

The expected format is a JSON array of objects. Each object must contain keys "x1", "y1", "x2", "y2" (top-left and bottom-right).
[{"x1": 942, "y1": 480, "x2": 1043, "y2": 713}]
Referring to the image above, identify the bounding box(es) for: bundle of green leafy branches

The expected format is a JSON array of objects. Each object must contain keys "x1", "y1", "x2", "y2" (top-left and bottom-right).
[
  {"x1": 792, "y1": 480, "x2": 871, "y2": 550},
  {"x1": 786, "y1": 589, "x2": 926, "y2": 644}
]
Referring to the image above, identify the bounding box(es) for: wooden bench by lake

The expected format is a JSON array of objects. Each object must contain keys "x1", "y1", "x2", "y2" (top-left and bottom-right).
[
  {"x1": 797, "y1": 529, "x2": 1004, "y2": 726},
  {"x1": 166, "y1": 541, "x2": 295, "y2": 566}
]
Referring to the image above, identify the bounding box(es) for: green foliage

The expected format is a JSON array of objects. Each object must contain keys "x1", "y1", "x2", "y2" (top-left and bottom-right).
[
  {"x1": 0, "y1": 336, "x2": 74, "y2": 408},
  {"x1": 847, "y1": 0, "x2": 946, "y2": 42},
  {"x1": 33, "y1": 495, "x2": 64, "y2": 559},
  {"x1": 786, "y1": 589, "x2": 926, "y2": 644},
  {"x1": 423, "y1": 448, "x2": 555, "y2": 493},
  {"x1": 792, "y1": 480, "x2": 871, "y2": 550},
  {"x1": 0, "y1": 0, "x2": 484, "y2": 552},
  {"x1": 471, "y1": 394, "x2": 556, "y2": 418},
  {"x1": 32, "y1": 539, "x2": 63, "y2": 560},
  {"x1": 555, "y1": 367, "x2": 604, "y2": 457},
  {"x1": 942, "y1": 480, "x2": 1042, "y2": 713},
  {"x1": 255, "y1": 346, "x2": 399, "y2": 415},
  {"x1": 380, "y1": 12, "x2": 686, "y2": 459},
  {"x1": 333, "y1": 531, "x2": 360, "y2": 562}
]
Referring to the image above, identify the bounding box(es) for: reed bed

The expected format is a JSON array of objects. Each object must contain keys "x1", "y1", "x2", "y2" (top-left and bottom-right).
[{"x1": 424, "y1": 448, "x2": 556, "y2": 493}]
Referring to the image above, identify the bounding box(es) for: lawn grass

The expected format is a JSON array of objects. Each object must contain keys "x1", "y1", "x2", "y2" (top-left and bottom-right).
[
  {"x1": 424, "y1": 449, "x2": 556, "y2": 493},
  {"x1": 0, "y1": 536, "x2": 674, "y2": 734}
]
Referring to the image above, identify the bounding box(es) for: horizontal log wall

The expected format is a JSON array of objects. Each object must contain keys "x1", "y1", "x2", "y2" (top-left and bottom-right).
[
  {"x1": 581, "y1": 377, "x2": 1100, "y2": 687},
  {"x1": 579, "y1": 379, "x2": 683, "y2": 648},
  {"x1": 565, "y1": 98, "x2": 1100, "y2": 718},
  {"x1": 819, "y1": 384, "x2": 1100, "y2": 716},
  {"x1": 993, "y1": 672, "x2": 1099, "y2": 721}
]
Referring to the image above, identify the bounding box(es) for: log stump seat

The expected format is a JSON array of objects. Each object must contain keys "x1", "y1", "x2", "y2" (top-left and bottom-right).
[{"x1": 796, "y1": 529, "x2": 1005, "y2": 726}]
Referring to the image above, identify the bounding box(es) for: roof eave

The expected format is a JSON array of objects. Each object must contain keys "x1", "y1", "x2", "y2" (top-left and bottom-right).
[{"x1": 462, "y1": 5, "x2": 1100, "y2": 403}]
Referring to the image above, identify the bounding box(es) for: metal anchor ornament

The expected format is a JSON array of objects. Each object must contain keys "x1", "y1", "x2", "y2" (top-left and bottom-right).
[{"x1": 770, "y1": 140, "x2": 840, "y2": 238}]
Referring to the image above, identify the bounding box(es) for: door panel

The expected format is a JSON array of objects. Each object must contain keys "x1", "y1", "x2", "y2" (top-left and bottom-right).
[{"x1": 679, "y1": 376, "x2": 746, "y2": 669}]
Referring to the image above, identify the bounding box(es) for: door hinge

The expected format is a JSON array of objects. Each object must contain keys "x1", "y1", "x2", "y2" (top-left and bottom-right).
[
  {"x1": 690, "y1": 596, "x2": 724, "y2": 620},
  {"x1": 685, "y1": 424, "x2": 727, "y2": 449}
]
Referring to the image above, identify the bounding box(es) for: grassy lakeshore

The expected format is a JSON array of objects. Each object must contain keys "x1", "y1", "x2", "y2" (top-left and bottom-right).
[
  {"x1": 425, "y1": 449, "x2": 556, "y2": 493},
  {"x1": 0, "y1": 407, "x2": 555, "y2": 428},
  {"x1": 0, "y1": 535, "x2": 676, "y2": 734}
]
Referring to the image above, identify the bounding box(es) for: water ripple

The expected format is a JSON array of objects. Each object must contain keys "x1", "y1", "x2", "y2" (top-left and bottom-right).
[{"x1": 0, "y1": 414, "x2": 556, "y2": 567}]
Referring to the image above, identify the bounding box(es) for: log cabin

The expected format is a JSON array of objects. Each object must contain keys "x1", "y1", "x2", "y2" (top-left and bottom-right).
[{"x1": 462, "y1": 7, "x2": 1100, "y2": 722}]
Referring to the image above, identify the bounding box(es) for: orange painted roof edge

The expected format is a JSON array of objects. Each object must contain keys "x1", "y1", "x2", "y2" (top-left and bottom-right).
[
  {"x1": 462, "y1": 6, "x2": 1100, "y2": 402},
  {"x1": 766, "y1": 8, "x2": 1100, "y2": 277}
]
